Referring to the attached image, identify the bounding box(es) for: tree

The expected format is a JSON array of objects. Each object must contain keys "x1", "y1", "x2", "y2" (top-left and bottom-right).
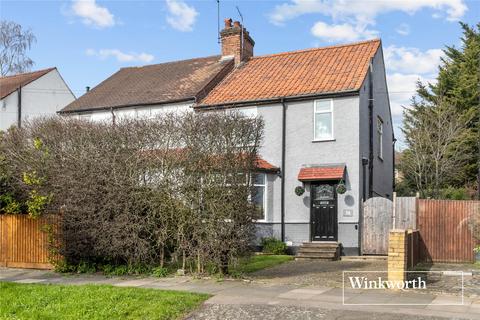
[
  {"x1": 401, "y1": 22, "x2": 480, "y2": 198},
  {"x1": 401, "y1": 98, "x2": 471, "y2": 198},
  {"x1": 0, "y1": 20, "x2": 36, "y2": 76}
]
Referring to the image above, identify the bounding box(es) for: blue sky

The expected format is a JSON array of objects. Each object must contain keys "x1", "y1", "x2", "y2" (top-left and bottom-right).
[{"x1": 1, "y1": 0, "x2": 479, "y2": 145}]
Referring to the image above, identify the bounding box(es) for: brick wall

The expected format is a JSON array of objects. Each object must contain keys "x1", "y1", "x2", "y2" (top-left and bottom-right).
[
  {"x1": 220, "y1": 19, "x2": 254, "y2": 66},
  {"x1": 388, "y1": 229, "x2": 407, "y2": 284}
]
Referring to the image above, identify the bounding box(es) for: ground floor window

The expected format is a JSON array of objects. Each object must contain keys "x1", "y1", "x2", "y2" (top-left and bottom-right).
[{"x1": 252, "y1": 173, "x2": 266, "y2": 221}]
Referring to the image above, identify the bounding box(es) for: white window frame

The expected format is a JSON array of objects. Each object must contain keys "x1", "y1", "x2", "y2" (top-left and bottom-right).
[
  {"x1": 377, "y1": 116, "x2": 383, "y2": 160},
  {"x1": 313, "y1": 99, "x2": 334, "y2": 141},
  {"x1": 252, "y1": 173, "x2": 267, "y2": 222}
]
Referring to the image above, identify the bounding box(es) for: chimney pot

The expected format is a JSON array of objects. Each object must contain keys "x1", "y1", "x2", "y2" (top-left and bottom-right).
[{"x1": 220, "y1": 17, "x2": 254, "y2": 66}]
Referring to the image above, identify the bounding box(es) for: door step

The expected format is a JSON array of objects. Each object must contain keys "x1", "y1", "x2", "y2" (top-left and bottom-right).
[
  {"x1": 295, "y1": 242, "x2": 340, "y2": 261},
  {"x1": 340, "y1": 255, "x2": 387, "y2": 261}
]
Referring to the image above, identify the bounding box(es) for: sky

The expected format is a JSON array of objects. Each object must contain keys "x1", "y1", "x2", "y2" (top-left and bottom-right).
[{"x1": 1, "y1": 0, "x2": 479, "y2": 147}]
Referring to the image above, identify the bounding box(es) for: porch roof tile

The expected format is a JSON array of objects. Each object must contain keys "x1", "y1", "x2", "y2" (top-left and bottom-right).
[{"x1": 298, "y1": 166, "x2": 345, "y2": 181}]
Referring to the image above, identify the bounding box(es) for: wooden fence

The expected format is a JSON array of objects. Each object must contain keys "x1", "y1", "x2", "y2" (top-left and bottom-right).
[
  {"x1": 417, "y1": 199, "x2": 478, "y2": 263},
  {"x1": 362, "y1": 196, "x2": 417, "y2": 255},
  {"x1": 0, "y1": 215, "x2": 57, "y2": 269}
]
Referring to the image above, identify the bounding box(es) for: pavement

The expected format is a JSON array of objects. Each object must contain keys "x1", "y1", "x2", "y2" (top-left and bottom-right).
[{"x1": 1, "y1": 267, "x2": 479, "y2": 319}]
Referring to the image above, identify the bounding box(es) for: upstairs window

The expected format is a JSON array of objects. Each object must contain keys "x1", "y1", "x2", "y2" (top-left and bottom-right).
[
  {"x1": 314, "y1": 99, "x2": 333, "y2": 141},
  {"x1": 377, "y1": 117, "x2": 383, "y2": 159}
]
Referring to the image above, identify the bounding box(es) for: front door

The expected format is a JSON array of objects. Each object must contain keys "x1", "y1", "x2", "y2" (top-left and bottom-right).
[{"x1": 311, "y1": 183, "x2": 337, "y2": 241}]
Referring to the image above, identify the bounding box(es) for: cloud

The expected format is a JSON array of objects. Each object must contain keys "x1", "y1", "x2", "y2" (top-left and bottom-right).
[
  {"x1": 384, "y1": 46, "x2": 444, "y2": 74},
  {"x1": 384, "y1": 46, "x2": 442, "y2": 146},
  {"x1": 86, "y1": 49, "x2": 154, "y2": 63},
  {"x1": 311, "y1": 21, "x2": 378, "y2": 42},
  {"x1": 269, "y1": 0, "x2": 467, "y2": 26},
  {"x1": 71, "y1": 0, "x2": 115, "y2": 28},
  {"x1": 165, "y1": 0, "x2": 198, "y2": 32},
  {"x1": 270, "y1": 0, "x2": 467, "y2": 42},
  {"x1": 387, "y1": 73, "x2": 425, "y2": 117},
  {"x1": 395, "y1": 23, "x2": 410, "y2": 36}
]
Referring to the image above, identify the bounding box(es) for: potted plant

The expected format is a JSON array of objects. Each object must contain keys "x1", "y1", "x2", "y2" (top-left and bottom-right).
[
  {"x1": 294, "y1": 186, "x2": 305, "y2": 196},
  {"x1": 336, "y1": 181, "x2": 346, "y2": 194}
]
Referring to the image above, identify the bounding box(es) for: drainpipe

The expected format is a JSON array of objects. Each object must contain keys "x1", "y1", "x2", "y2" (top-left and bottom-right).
[
  {"x1": 392, "y1": 138, "x2": 397, "y2": 192},
  {"x1": 368, "y1": 59, "x2": 374, "y2": 199},
  {"x1": 280, "y1": 98, "x2": 287, "y2": 242},
  {"x1": 17, "y1": 86, "x2": 22, "y2": 128},
  {"x1": 111, "y1": 107, "x2": 116, "y2": 126}
]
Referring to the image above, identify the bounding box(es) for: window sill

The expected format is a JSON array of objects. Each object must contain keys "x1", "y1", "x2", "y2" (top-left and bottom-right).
[
  {"x1": 312, "y1": 138, "x2": 335, "y2": 143},
  {"x1": 253, "y1": 220, "x2": 268, "y2": 223}
]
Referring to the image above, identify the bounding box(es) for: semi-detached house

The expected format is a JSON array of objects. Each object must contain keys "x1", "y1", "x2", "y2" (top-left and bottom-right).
[{"x1": 60, "y1": 18, "x2": 394, "y2": 257}]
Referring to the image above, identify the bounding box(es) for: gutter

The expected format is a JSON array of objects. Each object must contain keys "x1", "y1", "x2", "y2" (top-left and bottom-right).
[
  {"x1": 194, "y1": 90, "x2": 359, "y2": 110},
  {"x1": 58, "y1": 97, "x2": 195, "y2": 115},
  {"x1": 280, "y1": 98, "x2": 287, "y2": 242},
  {"x1": 17, "y1": 86, "x2": 22, "y2": 128}
]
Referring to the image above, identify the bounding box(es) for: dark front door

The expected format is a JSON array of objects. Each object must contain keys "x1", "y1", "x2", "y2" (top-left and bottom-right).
[{"x1": 311, "y1": 183, "x2": 337, "y2": 241}]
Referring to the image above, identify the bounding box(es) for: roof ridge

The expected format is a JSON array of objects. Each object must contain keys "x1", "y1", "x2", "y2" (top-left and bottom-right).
[
  {"x1": 0, "y1": 67, "x2": 55, "y2": 79},
  {"x1": 251, "y1": 38, "x2": 381, "y2": 60},
  {"x1": 121, "y1": 55, "x2": 222, "y2": 70}
]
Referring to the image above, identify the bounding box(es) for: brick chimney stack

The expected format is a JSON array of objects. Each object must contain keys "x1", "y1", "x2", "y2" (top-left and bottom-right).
[{"x1": 220, "y1": 18, "x2": 255, "y2": 66}]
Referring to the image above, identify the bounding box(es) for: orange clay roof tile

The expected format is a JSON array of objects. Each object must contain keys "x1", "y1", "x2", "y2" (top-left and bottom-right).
[{"x1": 197, "y1": 39, "x2": 381, "y2": 107}]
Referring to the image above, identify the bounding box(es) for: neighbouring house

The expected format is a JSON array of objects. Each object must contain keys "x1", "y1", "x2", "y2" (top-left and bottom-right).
[
  {"x1": 59, "y1": 18, "x2": 394, "y2": 256},
  {"x1": 0, "y1": 68, "x2": 76, "y2": 131}
]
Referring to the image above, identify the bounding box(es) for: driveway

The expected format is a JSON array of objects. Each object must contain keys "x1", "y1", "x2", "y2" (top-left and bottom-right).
[{"x1": 248, "y1": 259, "x2": 387, "y2": 287}]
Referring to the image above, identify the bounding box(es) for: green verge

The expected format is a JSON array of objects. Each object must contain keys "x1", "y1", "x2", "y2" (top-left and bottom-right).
[
  {"x1": 0, "y1": 282, "x2": 209, "y2": 320},
  {"x1": 231, "y1": 255, "x2": 294, "y2": 275}
]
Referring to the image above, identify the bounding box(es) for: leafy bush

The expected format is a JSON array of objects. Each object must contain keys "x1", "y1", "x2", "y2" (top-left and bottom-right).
[
  {"x1": 76, "y1": 261, "x2": 97, "y2": 274},
  {"x1": 0, "y1": 193, "x2": 21, "y2": 214},
  {"x1": 439, "y1": 187, "x2": 470, "y2": 200},
  {"x1": 151, "y1": 267, "x2": 169, "y2": 278},
  {"x1": 261, "y1": 237, "x2": 287, "y2": 255}
]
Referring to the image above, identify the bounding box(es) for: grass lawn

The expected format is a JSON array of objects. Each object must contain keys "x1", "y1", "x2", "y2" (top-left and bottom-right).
[
  {"x1": 231, "y1": 254, "x2": 294, "y2": 275},
  {"x1": 0, "y1": 282, "x2": 209, "y2": 320}
]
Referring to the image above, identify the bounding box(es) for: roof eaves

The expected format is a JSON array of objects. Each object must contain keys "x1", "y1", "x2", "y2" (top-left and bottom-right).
[
  {"x1": 58, "y1": 97, "x2": 195, "y2": 114},
  {"x1": 195, "y1": 89, "x2": 360, "y2": 110}
]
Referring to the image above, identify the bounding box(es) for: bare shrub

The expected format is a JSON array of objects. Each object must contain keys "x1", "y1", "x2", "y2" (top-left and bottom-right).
[{"x1": 1, "y1": 111, "x2": 263, "y2": 273}]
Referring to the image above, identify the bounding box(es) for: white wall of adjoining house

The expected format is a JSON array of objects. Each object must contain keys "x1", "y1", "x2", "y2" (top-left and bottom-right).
[
  {"x1": 67, "y1": 102, "x2": 194, "y2": 122},
  {"x1": 0, "y1": 91, "x2": 19, "y2": 131},
  {"x1": 21, "y1": 69, "x2": 75, "y2": 124},
  {"x1": 0, "y1": 69, "x2": 75, "y2": 131}
]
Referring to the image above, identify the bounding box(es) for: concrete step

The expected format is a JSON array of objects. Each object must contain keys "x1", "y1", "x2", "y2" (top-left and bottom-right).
[
  {"x1": 296, "y1": 242, "x2": 341, "y2": 261},
  {"x1": 295, "y1": 256, "x2": 336, "y2": 261},
  {"x1": 296, "y1": 252, "x2": 337, "y2": 258},
  {"x1": 340, "y1": 255, "x2": 387, "y2": 261},
  {"x1": 298, "y1": 247, "x2": 338, "y2": 253},
  {"x1": 300, "y1": 242, "x2": 339, "y2": 248}
]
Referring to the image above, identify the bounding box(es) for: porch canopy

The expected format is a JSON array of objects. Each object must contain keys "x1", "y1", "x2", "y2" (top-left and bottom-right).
[{"x1": 297, "y1": 165, "x2": 345, "y2": 182}]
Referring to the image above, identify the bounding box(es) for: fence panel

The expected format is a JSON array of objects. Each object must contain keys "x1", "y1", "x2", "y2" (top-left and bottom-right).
[
  {"x1": 394, "y1": 196, "x2": 417, "y2": 229},
  {"x1": 417, "y1": 199, "x2": 478, "y2": 263},
  {"x1": 0, "y1": 215, "x2": 56, "y2": 269},
  {"x1": 362, "y1": 197, "x2": 393, "y2": 255}
]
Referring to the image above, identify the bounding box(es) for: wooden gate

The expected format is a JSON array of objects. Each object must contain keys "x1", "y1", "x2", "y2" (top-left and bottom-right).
[
  {"x1": 0, "y1": 215, "x2": 56, "y2": 269},
  {"x1": 362, "y1": 197, "x2": 393, "y2": 255},
  {"x1": 417, "y1": 199, "x2": 478, "y2": 263}
]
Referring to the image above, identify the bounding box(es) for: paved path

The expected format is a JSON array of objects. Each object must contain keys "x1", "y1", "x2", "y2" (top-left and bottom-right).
[{"x1": 1, "y1": 268, "x2": 479, "y2": 319}]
